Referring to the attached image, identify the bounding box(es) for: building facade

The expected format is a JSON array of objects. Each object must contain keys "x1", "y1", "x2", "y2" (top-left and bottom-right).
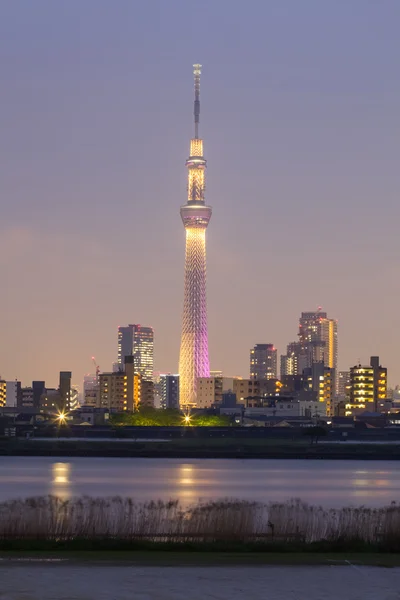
[
  {"x1": 197, "y1": 377, "x2": 222, "y2": 408},
  {"x1": 233, "y1": 378, "x2": 261, "y2": 405},
  {"x1": 346, "y1": 357, "x2": 387, "y2": 416},
  {"x1": 338, "y1": 371, "x2": 350, "y2": 398},
  {"x1": 280, "y1": 342, "x2": 308, "y2": 378},
  {"x1": 140, "y1": 379, "x2": 155, "y2": 408},
  {"x1": 370, "y1": 356, "x2": 387, "y2": 411},
  {"x1": 99, "y1": 372, "x2": 130, "y2": 412},
  {"x1": 59, "y1": 372, "x2": 72, "y2": 411},
  {"x1": 20, "y1": 387, "x2": 34, "y2": 408},
  {"x1": 298, "y1": 310, "x2": 338, "y2": 376},
  {"x1": 250, "y1": 344, "x2": 277, "y2": 380},
  {"x1": 83, "y1": 374, "x2": 98, "y2": 407},
  {"x1": 303, "y1": 362, "x2": 334, "y2": 416},
  {"x1": 18, "y1": 381, "x2": 46, "y2": 409},
  {"x1": 281, "y1": 309, "x2": 338, "y2": 389},
  {"x1": 159, "y1": 374, "x2": 180, "y2": 410},
  {"x1": 40, "y1": 389, "x2": 63, "y2": 413},
  {"x1": 244, "y1": 398, "x2": 327, "y2": 418},
  {"x1": 117, "y1": 324, "x2": 154, "y2": 381},
  {"x1": 5, "y1": 381, "x2": 21, "y2": 407},
  {"x1": 347, "y1": 365, "x2": 374, "y2": 416},
  {"x1": 232, "y1": 378, "x2": 283, "y2": 406},
  {"x1": 0, "y1": 381, "x2": 6, "y2": 407},
  {"x1": 196, "y1": 376, "x2": 236, "y2": 408},
  {"x1": 99, "y1": 356, "x2": 153, "y2": 412},
  {"x1": 178, "y1": 65, "x2": 211, "y2": 407}
]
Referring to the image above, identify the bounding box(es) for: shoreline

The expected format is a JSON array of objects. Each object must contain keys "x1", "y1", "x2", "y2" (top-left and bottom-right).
[
  {"x1": 0, "y1": 551, "x2": 400, "y2": 567},
  {"x1": 2, "y1": 439, "x2": 400, "y2": 459}
]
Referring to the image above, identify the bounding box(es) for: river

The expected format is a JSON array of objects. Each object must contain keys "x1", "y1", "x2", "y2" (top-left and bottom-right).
[
  {"x1": 1, "y1": 564, "x2": 399, "y2": 600},
  {"x1": 1, "y1": 456, "x2": 400, "y2": 506}
]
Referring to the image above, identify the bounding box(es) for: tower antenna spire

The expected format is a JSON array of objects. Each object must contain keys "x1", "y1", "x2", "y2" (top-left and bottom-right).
[{"x1": 193, "y1": 64, "x2": 201, "y2": 139}]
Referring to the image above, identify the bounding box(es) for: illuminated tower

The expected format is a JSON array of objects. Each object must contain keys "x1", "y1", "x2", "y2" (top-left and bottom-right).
[{"x1": 178, "y1": 64, "x2": 211, "y2": 407}]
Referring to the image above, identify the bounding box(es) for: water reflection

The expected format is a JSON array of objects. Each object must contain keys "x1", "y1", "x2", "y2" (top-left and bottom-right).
[
  {"x1": 178, "y1": 464, "x2": 195, "y2": 500},
  {"x1": 1, "y1": 458, "x2": 400, "y2": 507},
  {"x1": 51, "y1": 463, "x2": 71, "y2": 498}
]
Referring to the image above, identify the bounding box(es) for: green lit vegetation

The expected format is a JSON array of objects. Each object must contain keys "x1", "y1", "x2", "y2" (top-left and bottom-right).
[{"x1": 110, "y1": 408, "x2": 231, "y2": 427}]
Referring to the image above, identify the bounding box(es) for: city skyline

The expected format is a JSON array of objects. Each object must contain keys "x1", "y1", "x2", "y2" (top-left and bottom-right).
[{"x1": 1, "y1": 1, "x2": 400, "y2": 387}]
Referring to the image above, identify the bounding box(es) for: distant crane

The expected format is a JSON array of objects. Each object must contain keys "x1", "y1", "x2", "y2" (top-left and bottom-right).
[{"x1": 92, "y1": 356, "x2": 100, "y2": 382}]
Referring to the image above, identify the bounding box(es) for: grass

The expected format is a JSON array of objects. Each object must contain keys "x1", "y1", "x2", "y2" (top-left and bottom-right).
[
  {"x1": 1, "y1": 551, "x2": 400, "y2": 567},
  {"x1": 1, "y1": 496, "x2": 400, "y2": 553}
]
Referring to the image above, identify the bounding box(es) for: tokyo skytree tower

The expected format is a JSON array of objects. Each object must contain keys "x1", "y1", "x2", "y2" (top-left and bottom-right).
[{"x1": 178, "y1": 64, "x2": 212, "y2": 407}]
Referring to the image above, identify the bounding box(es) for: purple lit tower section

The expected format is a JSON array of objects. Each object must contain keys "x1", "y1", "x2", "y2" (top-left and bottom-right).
[{"x1": 178, "y1": 64, "x2": 212, "y2": 407}]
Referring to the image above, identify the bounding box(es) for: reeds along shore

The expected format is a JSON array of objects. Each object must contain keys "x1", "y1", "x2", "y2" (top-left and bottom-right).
[{"x1": 1, "y1": 496, "x2": 400, "y2": 545}]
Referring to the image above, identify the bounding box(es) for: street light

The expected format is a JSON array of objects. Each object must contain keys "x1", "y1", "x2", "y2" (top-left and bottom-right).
[{"x1": 57, "y1": 412, "x2": 66, "y2": 424}]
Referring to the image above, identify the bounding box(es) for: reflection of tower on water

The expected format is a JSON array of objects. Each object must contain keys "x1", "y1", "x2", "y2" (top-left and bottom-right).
[
  {"x1": 179, "y1": 464, "x2": 194, "y2": 486},
  {"x1": 51, "y1": 462, "x2": 71, "y2": 498},
  {"x1": 178, "y1": 464, "x2": 196, "y2": 502}
]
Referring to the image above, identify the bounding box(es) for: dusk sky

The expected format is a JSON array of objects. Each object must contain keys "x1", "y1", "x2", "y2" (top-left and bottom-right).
[{"x1": 1, "y1": 0, "x2": 400, "y2": 388}]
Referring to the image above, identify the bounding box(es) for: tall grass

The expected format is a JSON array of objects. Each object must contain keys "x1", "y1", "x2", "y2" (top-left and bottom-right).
[{"x1": 0, "y1": 496, "x2": 400, "y2": 545}]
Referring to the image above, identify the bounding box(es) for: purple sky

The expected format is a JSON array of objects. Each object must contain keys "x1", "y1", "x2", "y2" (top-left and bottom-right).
[{"x1": 1, "y1": 0, "x2": 400, "y2": 388}]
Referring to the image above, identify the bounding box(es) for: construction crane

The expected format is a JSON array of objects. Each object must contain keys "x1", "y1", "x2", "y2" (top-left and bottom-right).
[{"x1": 92, "y1": 356, "x2": 100, "y2": 382}]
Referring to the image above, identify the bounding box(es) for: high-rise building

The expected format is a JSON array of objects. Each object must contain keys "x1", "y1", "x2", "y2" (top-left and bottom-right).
[
  {"x1": 179, "y1": 64, "x2": 211, "y2": 408},
  {"x1": 99, "y1": 371, "x2": 128, "y2": 412},
  {"x1": 59, "y1": 372, "x2": 72, "y2": 412},
  {"x1": 298, "y1": 310, "x2": 337, "y2": 370},
  {"x1": 83, "y1": 373, "x2": 98, "y2": 407},
  {"x1": 338, "y1": 371, "x2": 350, "y2": 398},
  {"x1": 346, "y1": 356, "x2": 387, "y2": 416},
  {"x1": 303, "y1": 363, "x2": 334, "y2": 416},
  {"x1": 281, "y1": 342, "x2": 302, "y2": 377},
  {"x1": 347, "y1": 365, "x2": 374, "y2": 416},
  {"x1": 250, "y1": 344, "x2": 277, "y2": 380},
  {"x1": 118, "y1": 326, "x2": 132, "y2": 368},
  {"x1": 140, "y1": 378, "x2": 155, "y2": 408},
  {"x1": 117, "y1": 324, "x2": 154, "y2": 381},
  {"x1": 370, "y1": 356, "x2": 387, "y2": 411},
  {"x1": 32, "y1": 381, "x2": 46, "y2": 409},
  {"x1": 284, "y1": 309, "x2": 339, "y2": 389},
  {"x1": 159, "y1": 374, "x2": 180, "y2": 410}
]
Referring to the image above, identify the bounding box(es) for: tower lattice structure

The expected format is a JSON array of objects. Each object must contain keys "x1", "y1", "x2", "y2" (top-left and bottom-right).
[{"x1": 178, "y1": 64, "x2": 212, "y2": 407}]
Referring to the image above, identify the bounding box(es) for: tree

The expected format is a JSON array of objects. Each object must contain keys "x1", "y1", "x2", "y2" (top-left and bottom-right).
[
  {"x1": 109, "y1": 409, "x2": 232, "y2": 427},
  {"x1": 303, "y1": 426, "x2": 327, "y2": 445}
]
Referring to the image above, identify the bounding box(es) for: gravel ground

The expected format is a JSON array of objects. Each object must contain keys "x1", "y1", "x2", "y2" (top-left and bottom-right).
[{"x1": 0, "y1": 565, "x2": 400, "y2": 600}]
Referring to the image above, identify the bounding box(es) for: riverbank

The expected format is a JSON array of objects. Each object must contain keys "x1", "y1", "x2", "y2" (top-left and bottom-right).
[
  {"x1": 2, "y1": 437, "x2": 400, "y2": 459},
  {"x1": 1, "y1": 551, "x2": 400, "y2": 567}
]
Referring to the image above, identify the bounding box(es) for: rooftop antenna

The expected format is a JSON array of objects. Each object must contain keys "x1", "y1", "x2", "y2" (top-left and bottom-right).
[{"x1": 193, "y1": 64, "x2": 201, "y2": 139}]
